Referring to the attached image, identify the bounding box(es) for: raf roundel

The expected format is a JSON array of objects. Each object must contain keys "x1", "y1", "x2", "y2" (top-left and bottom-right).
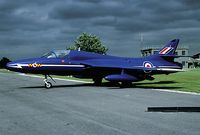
[{"x1": 144, "y1": 61, "x2": 153, "y2": 68}]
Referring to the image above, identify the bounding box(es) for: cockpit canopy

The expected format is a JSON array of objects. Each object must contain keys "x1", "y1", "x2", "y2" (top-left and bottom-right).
[{"x1": 42, "y1": 50, "x2": 70, "y2": 58}]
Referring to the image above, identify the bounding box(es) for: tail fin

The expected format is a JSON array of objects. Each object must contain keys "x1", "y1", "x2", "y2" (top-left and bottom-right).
[{"x1": 157, "y1": 39, "x2": 179, "y2": 56}]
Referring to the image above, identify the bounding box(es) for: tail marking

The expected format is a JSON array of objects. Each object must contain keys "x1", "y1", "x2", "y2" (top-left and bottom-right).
[{"x1": 159, "y1": 47, "x2": 173, "y2": 55}]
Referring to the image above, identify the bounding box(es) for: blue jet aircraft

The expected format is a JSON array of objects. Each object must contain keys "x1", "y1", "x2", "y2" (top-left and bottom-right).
[{"x1": 6, "y1": 39, "x2": 183, "y2": 88}]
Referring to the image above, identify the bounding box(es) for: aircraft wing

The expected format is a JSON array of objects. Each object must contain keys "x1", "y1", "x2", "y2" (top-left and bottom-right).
[{"x1": 80, "y1": 59, "x2": 139, "y2": 69}]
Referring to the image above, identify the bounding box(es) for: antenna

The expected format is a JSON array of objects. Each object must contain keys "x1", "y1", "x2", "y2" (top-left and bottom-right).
[
  {"x1": 140, "y1": 32, "x2": 144, "y2": 57},
  {"x1": 140, "y1": 32, "x2": 143, "y2": 49}
]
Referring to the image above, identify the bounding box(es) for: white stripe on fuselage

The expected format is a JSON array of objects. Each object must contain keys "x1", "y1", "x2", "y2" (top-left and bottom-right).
[
  {"x1": 9, "y1": 64, "x2": 85, "y2": 68},
  {"x1": 39, "y1": 64, "x2": 85, "y2": 67}
]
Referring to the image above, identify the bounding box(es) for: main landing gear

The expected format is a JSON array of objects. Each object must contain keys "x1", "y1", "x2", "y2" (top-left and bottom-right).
[
  {"x1": 93, "y1": 77, "x2": 103, "y2": 86},
  {"x1": 120, "y1": 82, "x2": 133, "y2": 88},
  {"x1": 44, "y1": 75, "x2": 56, "y2": 89}
]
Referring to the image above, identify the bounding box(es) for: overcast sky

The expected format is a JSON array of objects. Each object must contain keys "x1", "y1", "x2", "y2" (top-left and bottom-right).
[{"x1": 0, "y1": 0, "x2": 200, "y2": 60}]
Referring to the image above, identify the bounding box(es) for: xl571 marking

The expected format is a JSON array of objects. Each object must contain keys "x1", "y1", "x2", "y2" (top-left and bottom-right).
[{"x1": 7, "y1": 39, "x2": 183, "y2": 88}]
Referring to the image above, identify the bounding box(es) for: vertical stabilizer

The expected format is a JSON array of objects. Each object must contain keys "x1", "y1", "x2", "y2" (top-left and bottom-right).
[{"x1": 157, "y1": 39, "x2": 179, "y2": 56}]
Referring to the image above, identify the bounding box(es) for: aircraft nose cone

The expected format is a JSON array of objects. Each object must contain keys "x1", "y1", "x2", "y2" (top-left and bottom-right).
[
  {"x1": 6, "y1": 62, "x2": 22, "y2": 71},
  {"x1": 6, "y1": 62, "x2": 12, "y2": 69},
  {"x1": 5, "y1": 58, "x2": 43, "y2": 72}
]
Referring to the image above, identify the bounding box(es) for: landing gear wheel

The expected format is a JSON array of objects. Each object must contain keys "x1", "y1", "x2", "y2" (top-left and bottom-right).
[
  {"x1": 93, "y1": 78, "x2": 102, "y2": 86},
  {"x1": 44, "y1": 75, "x2": 55, "y2": 89},
  {"x1": 45, "y1": 82, "x2": 52, "y2": 89}
]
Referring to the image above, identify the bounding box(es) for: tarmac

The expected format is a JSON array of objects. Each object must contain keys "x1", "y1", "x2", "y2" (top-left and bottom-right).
[{"x1": 0, "y1": 73, "x2": 200, "y2": 135}]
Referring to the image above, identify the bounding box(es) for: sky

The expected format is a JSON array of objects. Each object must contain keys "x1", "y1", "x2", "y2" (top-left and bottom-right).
[{"x1": 0, "y1": 0, "x2": 200, "y2": 60}]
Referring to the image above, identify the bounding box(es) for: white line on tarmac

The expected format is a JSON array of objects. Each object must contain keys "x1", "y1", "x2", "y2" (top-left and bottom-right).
[{"x1": 150, "y1": 89, "x2": 200, "y2": 96}]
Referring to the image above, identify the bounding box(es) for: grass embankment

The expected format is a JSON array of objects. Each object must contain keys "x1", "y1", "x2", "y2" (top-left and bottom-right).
[
  {"x1": 0, "y1": 68, "x2": 92, "y2": 82},
  {"x1": 136, "y1": 69, "x2": 200, "y2": 93},
  {"x1": 0, "y1": 68, "x2": 200, "y2": 93},
  {"x1": 0, "y1": 68, "x2": 12, "y2": 73},
  {"x1": 52, "y1": 75, "x2": 92, "y2": 82}
]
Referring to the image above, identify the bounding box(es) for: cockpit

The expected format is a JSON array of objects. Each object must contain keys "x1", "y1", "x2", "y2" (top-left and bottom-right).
[{"x1": 42, "y1": 50, "x2": 71, "y2": 58}]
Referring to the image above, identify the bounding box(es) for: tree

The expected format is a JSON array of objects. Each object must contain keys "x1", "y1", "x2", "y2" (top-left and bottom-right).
[
  {"x1": 67, "y1": 33, "x2": 108, "y2": 54},
  {"x1": 0, "y1": 57, "x2": 11, "y2": 69}
]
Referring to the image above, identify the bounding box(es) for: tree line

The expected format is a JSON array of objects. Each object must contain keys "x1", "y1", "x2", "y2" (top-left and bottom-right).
[
  {"x1": 67, "y1": 32, "x2": 108, "y2": 54},
  {"x1": 0, "y1": 57, "x2": 11, "y2": 69}
]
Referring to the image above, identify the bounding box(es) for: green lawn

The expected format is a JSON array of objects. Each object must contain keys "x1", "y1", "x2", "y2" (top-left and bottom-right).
[
  {"x1": 135, "y1": 69, "x2": 200, "y2": 93},
  {"x1": 52, "y1": 75, "x2": 92, "y2": 82},
  {"x1": 0, "y1": 68, "x2": 13, "y2": 73},
  {"x1": 1, "y1": 68, "x2": 200, "y2": 93}
]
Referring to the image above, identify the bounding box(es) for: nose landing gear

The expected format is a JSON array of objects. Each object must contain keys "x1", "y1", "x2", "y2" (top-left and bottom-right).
[{"x1": 44, "y1": 75, "x2": 56, "y2": 89}]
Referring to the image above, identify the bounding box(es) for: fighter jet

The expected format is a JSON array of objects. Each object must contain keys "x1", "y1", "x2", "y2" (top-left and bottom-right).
[{"x1": 6, "y1": 39, "x2": 183, "y2": 88}]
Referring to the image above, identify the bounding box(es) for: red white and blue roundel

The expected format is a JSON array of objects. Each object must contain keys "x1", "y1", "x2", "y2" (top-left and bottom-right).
[
  {"x1": 143, "y1": 61, "x2": 153, "y2": 68},
  {"x1": 159, "y1": 47, "x2": 173, "y2": 54}
]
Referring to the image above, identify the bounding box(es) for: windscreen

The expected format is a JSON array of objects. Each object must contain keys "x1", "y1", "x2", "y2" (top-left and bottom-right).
[{"x1": 42, "y1": 50, "x2": 70, "y2": 58}]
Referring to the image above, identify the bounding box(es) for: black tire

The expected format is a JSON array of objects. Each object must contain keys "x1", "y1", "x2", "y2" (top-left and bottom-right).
[
  {"x1": 93, "y1": 78, "x2": 103, "y2": 86},
  {"x1": 45, "y1": 82, "x2": 52, "y2": 89}
]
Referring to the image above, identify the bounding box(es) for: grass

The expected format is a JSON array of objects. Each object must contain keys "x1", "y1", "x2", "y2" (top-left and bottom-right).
[
  {"x1": 0, "y1": 68, "x2": 13, "y2": 73},
  {"x1": 0, "y1": 69, "x2": 92, "y2": 82},
  {"x1": 0, "y1": 68, "x2": 200, "y2": 93},
  {"x1": 136, "y1": 69, "x2": 200, "y2": 93},
  {"x1": 52, "y1": 75, "x2": 92, "y2": 82}
]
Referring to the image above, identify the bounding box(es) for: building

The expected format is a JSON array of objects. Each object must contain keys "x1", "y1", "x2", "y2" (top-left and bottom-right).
[
  {"x1": 141, "y1": 46, "x2": 189, "y2": 68},
  {"x1": 188, "y1": 53, "x2": 200, "y2": 68}
]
